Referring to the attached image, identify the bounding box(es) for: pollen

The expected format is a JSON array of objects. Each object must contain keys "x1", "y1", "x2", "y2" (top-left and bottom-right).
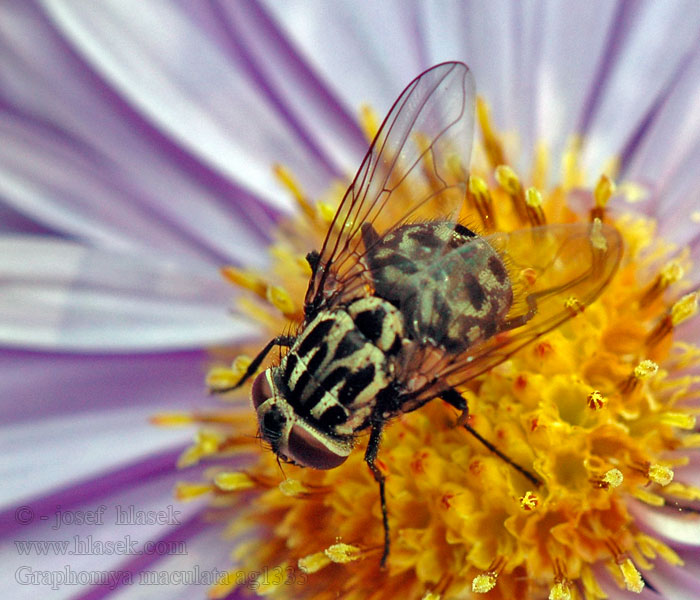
[{"x1": 176, "y1": 95, "x2": 699, "y2": 600}]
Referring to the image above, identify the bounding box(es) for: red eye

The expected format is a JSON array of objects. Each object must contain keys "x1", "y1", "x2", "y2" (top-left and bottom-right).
[
  {"x1": 287, "y1": 424, "x2": 350, "y2": 470},
  {"x1": 251, "y1": 371, "x2": 272, "y2": 409}
]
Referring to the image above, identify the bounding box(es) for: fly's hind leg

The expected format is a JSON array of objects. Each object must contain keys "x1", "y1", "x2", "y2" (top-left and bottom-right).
[
  {"x1": 441, "y1": 388, "x2": 541, "y2": 487},
  {"x1": 209, "y1": 335, "x2": 295, "y2": 393},
  {"x1": 364, "y1": 419, "x2": 390, "y2": 568}
]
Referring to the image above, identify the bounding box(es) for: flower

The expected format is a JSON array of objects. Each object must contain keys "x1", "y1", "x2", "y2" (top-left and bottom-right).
[{"x1": 2, "y1": 2, "x2": 700, "y2": 600}]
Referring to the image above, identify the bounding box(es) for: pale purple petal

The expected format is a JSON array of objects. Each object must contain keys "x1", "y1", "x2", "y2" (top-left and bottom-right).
[{"x1": 0, "y1": 237, "x2": 257, "y2": 351}]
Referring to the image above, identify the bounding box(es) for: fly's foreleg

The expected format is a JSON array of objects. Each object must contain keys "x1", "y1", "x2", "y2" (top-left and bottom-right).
[
  {"x1": 364, "y1": 419, "x2": 390, "y2": 568},
  {"x1": 209, "y1": 335, "x2": 295, "y2": 393},
  {"x1": 441, "y1": 387, "x2": 541, "y2": 487}
]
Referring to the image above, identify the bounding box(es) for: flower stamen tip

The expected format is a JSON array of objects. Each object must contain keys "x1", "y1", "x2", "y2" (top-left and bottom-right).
[
  {"x1": 549, "y1": 581, "x2": 572, "y2": 600},
  {"x1": 324, "y1": 543, "x2": 361, "y2": 564},
  {"x1": 519, "y1": 491, "x2": 539, "y2": 510},
  {"x1": 671, "y1": 292, "x2": 698, "y2": 326},
  {"x1": 648, "y1": 464, "x2": 674, "y2": 487},
  {"x1": 602, "y1": 468, "x2": 624, "y2": 488},
  {"x1": 618, "y1": 558, "x2": 645, "y2": 593},
  {"x1": 278, "y1": 479, "x2": 309, "y2": 497},
  {"x1": 587, "y1": 390, "x2": 607, "y2": 410},
  {"x1": 634, "y1": 360, "x2": 658, "y2": 380},
  {"x1": 472, "y1": 572, "x2": 498, "y2": 593}
]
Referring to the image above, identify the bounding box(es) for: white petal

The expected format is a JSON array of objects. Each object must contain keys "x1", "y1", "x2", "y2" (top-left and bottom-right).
[{"x1": 0, "y1": 237, "x2": 256, "y2": 351}]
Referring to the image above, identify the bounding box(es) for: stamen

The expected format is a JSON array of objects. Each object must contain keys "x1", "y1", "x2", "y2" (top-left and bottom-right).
[
  {"x1": 273, "y1": 164, "x2": 315, "y2": 220},
  {"x1": 421, "y1": 594, "x2": 441, "y2": 600},
  {"x1": 471, "y1": 571, "x2": 498, "y2": 594},
  {"x1": 664, "y1": 482, "x2": 700, "y2": 500},
  {"x1": 325, "y1": 543, "x2": 362, "y2": 564},
  {"x1": 178, "y1": 430, "x2": 223, "y2": 467},
  {"x1": 647, "y1": 293, "x2": 698, "y2": 347},
  {"x1": 617, "y1": 558, "x2": 645, "y2": 593},
  {"x1": 150, "y1": 412, "x2": 193, "y2": 426},
  {"x1": 525, "y1": 187, "x2": 546, "y2": 226},
  {"x1": 206, "y1": 356, "x2": 252, "y2": 392},
  {"x1": 220, "y1": 266, "x2": 267, "y2": 296},
  {"x1": 647, "y1": 464, "x2": 674, "y2": 486},
  {"x1": 562, "y1": 136, "x2": 584, "y2": 190},
  {"x1": 495, "y1": 165, "x2": 527, "y2": 221},
  {"x1": 266, "y1": 285, "x2": 298, "y2": 317},
  {"x1": 360, "y1": 104, "x2": 380, "y2": 141},
  {"x1": 476, "y1": 97, "x2": 506, "y2": 167},
  {"x1": 621, "y1": 359, "x2": 658, "y2": 393},
  {"x1": 468, "y1": 175, "x2": 496, "y2": 231},
  {"x1": 602, "y1": 468, "x2": 624, "y2": 488},
  {"x1": 640, "y1": 261, "x2": 685, "y2": 307},
  {"x1": 587, "y1": 390, "x2": 607, "y2": 410},
  {"x1": 549, "y1": 581, "x2": 572, "y2": 600},
  {"x1": 519, "y1": 491, "x2": 539, "y2": 510},
  {"x1": 565, "y1": 295, "x2": 585, "y2": 316}
]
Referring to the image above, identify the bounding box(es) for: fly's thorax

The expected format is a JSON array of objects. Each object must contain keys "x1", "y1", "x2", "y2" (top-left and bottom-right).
[
  {"x1": 364, "y1": 221, "x2": 513, "y2": 353},
  {"x1": 251, "y1": 297, "x2": 405, "y2": 469}
]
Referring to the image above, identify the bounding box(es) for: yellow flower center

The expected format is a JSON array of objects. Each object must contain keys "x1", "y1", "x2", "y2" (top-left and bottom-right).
[{"x1": 157, "y1": 100, "x2": 700, "y2": 600}]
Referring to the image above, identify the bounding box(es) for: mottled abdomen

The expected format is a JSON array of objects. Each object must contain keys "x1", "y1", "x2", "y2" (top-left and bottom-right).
[{"x1": 362, "y1": 221, "x2": 512, "y2": 353}]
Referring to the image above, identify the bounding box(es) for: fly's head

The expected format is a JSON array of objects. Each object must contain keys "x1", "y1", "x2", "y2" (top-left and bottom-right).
[{"x1": 251, "y1": 368, "x2": 353, "y2": 470}]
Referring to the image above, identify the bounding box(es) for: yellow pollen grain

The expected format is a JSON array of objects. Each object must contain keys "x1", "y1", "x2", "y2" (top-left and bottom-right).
[
  {"x1": 603, "y1": 468, "x2": 624, "y2": 488},
  {"x1": 421, "y1": 593, "x2": 441, "y2": 600},
  {"x1": 549, "y1": 581, "x2": 572, "y2": 600},
  {"x1": 618, "y1": 558, "x2": 645, "y2": 593},
  {"x1": 660, "y1": 261, "x2": 684, "y2": 286},
  {"x1": 594, "y1": 174, "x2": 616, "y2": 208},
  {"x1": 360, "y1": 104, "x2": 380, "y2": 141},
  {"x1": 174, "y1": 481, "x2": 212, "y2": 501},
  {"x1": 266, "y1": 285, "x2": 297, "y2": 316},
  {"x1": 525, "y1": 187, "x2": 543, "y2": 208},
  {"x1": 671, "y1": 292, "x2": 698, "y2": 326},
  {"x1": 324, "y1": 543, "x2": 361, "y2": 564},
  {"x1": 214, "y1": 472, "x2": 256, "y2": 492},
  {"x1": 648, "y1": 464, "x2": 674, "y2": 486},
  {"x1": 634, "y1": 360, "x2": 658, "y2": 379},
  {"x1": 632, "y1": 488, "x2": 665, "y2": 506},
  {"x1": 298, "y1": 552, "x2": 331, "y2": 574},
  {"x1": 587, "y1": 390, "x2": 607, "y2": 410},
  {"x1": 472, "y1": 572, "x2": 498, "y2": 593},
  {"x1": 519, "y1": 491, "x2": 539, "y2": 510},
  {"x1": 279, "y1": 479, "x2": 309, "y2": 497},
  {"x1": 659, "y1": 412, "x2": 696, "y2": 430},
  {"x1": 495, "y1": 164, "x2": 521, "y2": 195}
]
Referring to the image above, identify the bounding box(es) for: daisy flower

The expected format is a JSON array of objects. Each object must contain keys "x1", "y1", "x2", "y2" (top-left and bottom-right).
[{"x1": 1, "y1": 2, "x2": 700, "y2": 600}]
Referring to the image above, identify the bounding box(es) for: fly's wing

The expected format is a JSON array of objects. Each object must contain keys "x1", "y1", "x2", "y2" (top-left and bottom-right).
[
  {"x1": 304, "y1": 62, "x2": 475, "y2": 318},
  {"x1": 399, "y1": 221, "x2": 623, "y2": 409}
]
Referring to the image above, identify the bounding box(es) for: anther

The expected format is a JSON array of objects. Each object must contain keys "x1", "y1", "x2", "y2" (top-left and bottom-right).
[
  {"x1": 587, "y1": 390, "x2": 607, "y2": 410},
  {"x1": 273, "y1": 164, "x2": 315, "y2": 220},
  {"x1": 639, "y1": 261, "x2": 684, "y2": 307},
  {"x1": 525, "y1": 187, "x2": 546, "y2": 226},
  {"x1": 174, "y1": 481, "x2": 213, "y2": 501},
  {"x1": 647, "y1": 292, "x2": 698, "y2": 346},
  {"x1": 549, "y1": 580, "x2": 572, "y2": 600},
  {"x1": 564, "y1": 295, "x2": 585, "y2": 316},
  {"x1": 519, "y1": 491, "x2": 539, "y2": 510},
  {"x1": 620, "y1": 360, "x2": 658, "y2": 393},
  {"x1": 325, "y1": 543, "x2": 362, "y2": 564},
  {"x1": 214, "y1": 472, "x2": 256, "y2": 492},
  {"x1": 648, "y1": 464, "x2": 674, "y2": 487},
  {"x1": 298, "y1": 552, "x2": 331, "y2": 574},
  {"x1": 617, "y1": 558, "x2": 645, "y2": 593}
]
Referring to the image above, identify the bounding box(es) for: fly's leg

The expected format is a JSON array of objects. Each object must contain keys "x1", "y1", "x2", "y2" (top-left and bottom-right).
[
  {"x1": 364, "y1": 419, "x2": 390, "y2": 568},
  {"x1": 209, "y1": 335, "x2": 295, "y2": 393},
  {"x1": 441, "y1": 388, "x2": 541, "y2": 487}
]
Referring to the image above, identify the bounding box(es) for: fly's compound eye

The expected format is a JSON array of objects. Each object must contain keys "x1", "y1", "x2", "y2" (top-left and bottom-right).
[
  {"x1": 251, "y1": 370, "x2": 273, "y2": 409},
  {"x1": 287, "y1": 424, "x2": 351, "y2": 470}
]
